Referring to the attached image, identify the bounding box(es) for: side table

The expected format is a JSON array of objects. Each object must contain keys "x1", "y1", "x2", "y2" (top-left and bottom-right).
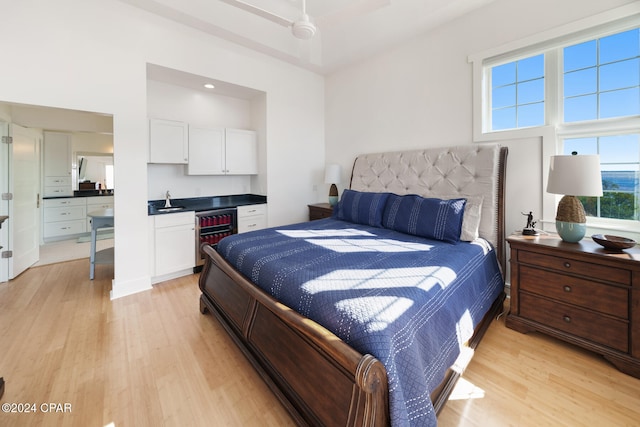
[
  {"x1": 506, "y1": 233, "x2": 640, "y2": 378},
  {"x1": 308, "y1": 203, "x2": 333, "y2": 221}
]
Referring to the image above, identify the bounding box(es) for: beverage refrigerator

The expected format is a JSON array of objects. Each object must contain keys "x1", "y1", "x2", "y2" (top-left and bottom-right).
[{"x1": 195, "y1": 208, "x2": 237, "y2": 268}]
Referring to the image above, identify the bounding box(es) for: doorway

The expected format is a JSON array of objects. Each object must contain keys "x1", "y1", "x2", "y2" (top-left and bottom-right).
[{"x1": 0, "y1": 102, "x2": 114, "y2": 281}]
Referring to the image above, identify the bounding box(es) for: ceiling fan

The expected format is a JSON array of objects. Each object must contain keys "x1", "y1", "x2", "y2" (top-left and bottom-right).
[{"x1": 220, "y1": 0, "x2": 317, "y2": 40}]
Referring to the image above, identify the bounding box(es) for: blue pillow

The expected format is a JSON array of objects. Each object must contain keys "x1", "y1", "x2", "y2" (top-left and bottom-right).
[
  {"x1": 335, "y1": 189, "x2": 390, "y2": 227},
  {"x1": 382, "y1": 194, "x2": 467, "y2": 243}
]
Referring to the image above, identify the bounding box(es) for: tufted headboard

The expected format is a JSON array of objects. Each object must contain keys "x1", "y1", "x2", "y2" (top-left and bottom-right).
[{"x1": 349, "y1": 144, "x2": 508, "y2": 270}]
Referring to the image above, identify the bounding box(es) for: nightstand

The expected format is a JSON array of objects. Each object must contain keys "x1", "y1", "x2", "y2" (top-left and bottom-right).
[
  {"x1": 506, "y1": 233, "x2": 640, "y2": 378},
  {"x1": 308, "y1": 203, "x2": 333, "y2": 221}
]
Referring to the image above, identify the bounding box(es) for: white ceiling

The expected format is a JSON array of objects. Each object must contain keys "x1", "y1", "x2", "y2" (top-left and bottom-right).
[{"x1": 121, "y1": 0, "x2": 497, "y2": 74}]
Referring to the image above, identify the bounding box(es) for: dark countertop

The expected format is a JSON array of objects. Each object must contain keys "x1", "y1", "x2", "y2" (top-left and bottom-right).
[
  {"x1": 148, "y1": 194, "x2": 267, "y2": 215},
  {"x1": 44, "y1": 190, "x2": 114, "y2": 199}
]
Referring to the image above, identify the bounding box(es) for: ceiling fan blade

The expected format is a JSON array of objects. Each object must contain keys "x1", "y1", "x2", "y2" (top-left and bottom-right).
[{"x1": 219, "y1": 0, "x2": 293, "y2": 28}]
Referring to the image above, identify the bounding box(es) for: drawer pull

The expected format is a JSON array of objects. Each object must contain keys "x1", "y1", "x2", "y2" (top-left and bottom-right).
[
  {"x1": 563, "y1": 285, "x2": 572, "y2": 292},
  {"x1": 563, "y1": 315, "x2": 571, "y2": 323},
  {"x1": 564, "y1": 261, "x2": 571, "y2": 268}
]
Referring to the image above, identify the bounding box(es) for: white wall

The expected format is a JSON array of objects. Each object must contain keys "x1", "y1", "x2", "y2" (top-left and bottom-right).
[
  {"x1": 0, "y1": 0, "x2": 324, "y2": 298},
  {"x1": 325, "y1": 0, "x2": 635, "y2": 262}
]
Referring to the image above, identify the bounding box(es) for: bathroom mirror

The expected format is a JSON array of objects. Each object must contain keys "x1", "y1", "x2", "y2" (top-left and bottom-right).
[{"x1": 76, "y1": 152, "x2": 114, "y2": 191}]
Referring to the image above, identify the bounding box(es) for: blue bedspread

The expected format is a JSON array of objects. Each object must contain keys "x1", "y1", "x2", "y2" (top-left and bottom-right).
[{"x1": 217, "y1": 218, "x2": 504, "y2": 427}]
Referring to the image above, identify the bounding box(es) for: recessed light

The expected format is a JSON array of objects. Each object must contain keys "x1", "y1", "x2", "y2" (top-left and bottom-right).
[{"x1": 204, "y1": 83, "x2": 215, "y2": 89}]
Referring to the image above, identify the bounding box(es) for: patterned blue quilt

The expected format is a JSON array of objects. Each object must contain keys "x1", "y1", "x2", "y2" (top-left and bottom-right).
[{"x1": 217, "y1": 218, "x2": 504, "y2": 427}]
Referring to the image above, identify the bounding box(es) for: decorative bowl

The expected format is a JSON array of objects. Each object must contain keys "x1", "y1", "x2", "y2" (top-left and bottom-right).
[{"x1": 591, "y1": 234, "x2": 636, "y2": 250}]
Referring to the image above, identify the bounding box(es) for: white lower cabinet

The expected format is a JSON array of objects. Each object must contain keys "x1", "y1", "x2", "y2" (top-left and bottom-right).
[
  {"x1": 43, "y1": 196, "x2": 115, "y2": 241},
  {"x1": 43, "y1": 198, "x2": 86, "y2": 240},
  {"x1": 151, "y1": 211, "x2": 195, "y2": 281},
  {"x1": 237, "y1": 203, "x2": 267, "y2": 233}
]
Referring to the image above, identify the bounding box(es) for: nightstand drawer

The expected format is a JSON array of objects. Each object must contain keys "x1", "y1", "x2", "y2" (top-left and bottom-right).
[
  {"x1": 520, "y1": 265, "x2": 628, "y2": 318},
  {"x1": 308, "y1": 203, "x2": 333, "y2": 221},
  {"x1": 518, "y1": 250, "x2": 630, "y2": 285},
  {"x1": 519, "y1": 293, "x2": 628, "y2": 352}
]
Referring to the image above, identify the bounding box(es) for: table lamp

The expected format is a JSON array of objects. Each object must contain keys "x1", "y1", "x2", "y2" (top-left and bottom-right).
[
  {"x1": 324, "y1": 164, "x2": 341, "y2": 206},
  {"x1": 546, "y1": 152, "x2": 603, "y2": 242}
]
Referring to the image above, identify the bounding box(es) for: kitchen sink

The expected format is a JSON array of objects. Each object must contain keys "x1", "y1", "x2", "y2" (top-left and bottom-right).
[{"x1": 156, "y1": 206, "x2": 185, "y2": 212}]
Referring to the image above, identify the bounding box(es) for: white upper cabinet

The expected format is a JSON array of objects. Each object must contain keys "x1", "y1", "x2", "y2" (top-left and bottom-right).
[
  {"x1": 186, "y1": 127, "x2": 257, "y2": 175},
  {"x1": 225, "y1": 129, "x2": 258, "y2": 175},
  {"x1": 148, "y1": 118, "x2": 188, "y2": 164},
  {"x1": 187, "y1": 126, "x2": 225, "y2": 175}
]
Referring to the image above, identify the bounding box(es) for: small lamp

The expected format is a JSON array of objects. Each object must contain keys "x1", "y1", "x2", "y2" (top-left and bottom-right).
[
  {"x1": 546, "y1": 152, "x2": 603, "y2": 242},
  {"x1": 324, "y1": 164, "x2": 341, "y2": 206}
]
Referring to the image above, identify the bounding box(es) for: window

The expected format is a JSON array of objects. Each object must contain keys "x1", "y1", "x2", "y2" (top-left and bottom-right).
[
  {"x1": 491, "y1": 55, "x2": 545, "y2": 130},
  {"x1": 481, "y1": 22, "x2": 640, "y2": 223},
  {"x1": 564, "y1": 29, "x2": 640, "y2": 122},
  {"x1": 565, "y1": 134, "x2": 640, "y2": 221}
]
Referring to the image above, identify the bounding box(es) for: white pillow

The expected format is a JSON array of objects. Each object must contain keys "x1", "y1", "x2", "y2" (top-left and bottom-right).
[{"x1": 459, "y1": 196, "x2": 483, "y2": 241}]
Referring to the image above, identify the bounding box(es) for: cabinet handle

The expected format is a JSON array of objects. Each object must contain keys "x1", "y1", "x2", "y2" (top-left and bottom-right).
[
  {"x1": 563, "y1": 315, "x2": 571, "y2": 323},
  {"x1": 563, "y1": 261, "x2": 571, "y2": 268},
  {"x1": 563, "y1": 285, "x2": 572, "y2": 292}
]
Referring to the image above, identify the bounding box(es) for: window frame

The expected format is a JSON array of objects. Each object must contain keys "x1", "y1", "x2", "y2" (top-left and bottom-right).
[{"x1": 469, "y1": 3, "x2": 640, "y2": 235}]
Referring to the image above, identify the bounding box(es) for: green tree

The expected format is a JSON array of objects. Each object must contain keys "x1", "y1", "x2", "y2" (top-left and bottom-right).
[{"x1": 580, "y1": 178, "x2": 637, "y2": 220}]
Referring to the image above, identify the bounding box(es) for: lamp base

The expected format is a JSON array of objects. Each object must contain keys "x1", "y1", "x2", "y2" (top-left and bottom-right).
[
  {"x1": 556, "y1": 220, "x2": 586, "y2": 243},
  {"x1": 328, "y1": 183, "x2": 339, "y2": 206}
]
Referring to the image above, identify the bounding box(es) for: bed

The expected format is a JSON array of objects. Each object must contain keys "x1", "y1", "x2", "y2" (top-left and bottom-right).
[{"x1": 199, "y1": 144, "x2": 508, "y2": 426}]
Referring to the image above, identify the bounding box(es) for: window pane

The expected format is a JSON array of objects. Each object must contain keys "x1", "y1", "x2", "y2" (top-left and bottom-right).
[
  {"x1": 600, "y1": 88, "x2": 640, "y2": 119},
  {"x1": 492, "y1": 62, "x2": 516, "y2": 88},
  {"x1": 518, "y1": 79, "x2": 544, "y2": 104},
  {"x1": 565, "y1": 134, "x2": 640, "y2": 221},
  {"x1": 518, "y1": 54, "x2": 544, "y2": 81},
  {"x1": 490, "y1": 55, "x2": 545, "y2": 131},
  {"x1": 600, "y1": 29, "x2": 640, "y2": 64},
  {"x1": 564, "y1": 40, "x2": 596, "y2": 72},
  {"x1": 599, "y1": 134, "x2": 640, "y2": 220},
  {"x1": 564, "y1": 94, "x2": 597, "y2": 122},
  {"x1": 600, "y1": 134, "x2": 640, "y2": 165},
  {"x1": 600, "y1": 58, "x2": 640, "y2": 91},
  {"x1": 517, "y1": 103, "x2": 544, "y2": 127},
  {"x1": 564, "y1": 68, "x2": 597, "y2": 97},
  {"x1": 492, "y1": 107, "x2": 516, "y2": 130},
  {"x1": 492, "y1": 84, "x2": 516, "y2": 108},
  {"x1": 563, "y1": 137, "x2": 598, "y2": 155}
]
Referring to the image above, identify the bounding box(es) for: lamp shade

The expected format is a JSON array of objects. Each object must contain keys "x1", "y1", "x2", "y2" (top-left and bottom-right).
[
  {"x1": 324, "y1": 164, "x2": 341, "y2": 184},
  {"x1": 547, "y1": 154, "x2": 603, "y2": 197}
]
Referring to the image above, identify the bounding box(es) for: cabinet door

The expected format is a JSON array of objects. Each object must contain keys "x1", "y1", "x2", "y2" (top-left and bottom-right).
[
  {"x1": 149, "y1": 119, "x2": 188, "y2": 164},
  {"x1": 225, "y1": 129, "x2": 257, "y2": 175},
  {"x1": 187, "y1": 126, "x2": 225, "y2": 175},
  {"x1": 154, "y1": 223, "x2": 195, "y2": 276},
  {"x1": 237, "y1": 204, "x2": 267, "y2": 233},
  {"x1": 44, "y1": 132, "x2": 72, "y2": 177}
]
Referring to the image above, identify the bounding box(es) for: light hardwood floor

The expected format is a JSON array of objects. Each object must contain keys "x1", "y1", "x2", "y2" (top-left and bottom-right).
[{"x1": 1, "y1": 259, "x2": 639, "y2": 426}]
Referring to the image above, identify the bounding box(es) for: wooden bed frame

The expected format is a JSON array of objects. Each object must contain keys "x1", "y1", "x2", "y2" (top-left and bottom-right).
[{"x1": 199, "y1": 145, "x2": 508, "y2": 426}]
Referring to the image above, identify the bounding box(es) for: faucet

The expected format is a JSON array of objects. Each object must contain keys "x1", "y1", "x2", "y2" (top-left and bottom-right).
[{"x1": 164, "y1": 190, "x2": 172, "y2": 208}]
